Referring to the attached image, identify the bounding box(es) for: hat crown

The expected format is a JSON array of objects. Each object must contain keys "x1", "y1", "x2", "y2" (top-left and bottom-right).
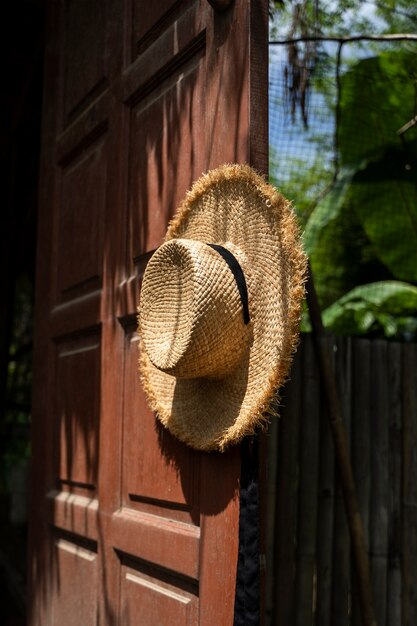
[{"x1": 139, "y1": 238, "x2": 251, "y2": 379}]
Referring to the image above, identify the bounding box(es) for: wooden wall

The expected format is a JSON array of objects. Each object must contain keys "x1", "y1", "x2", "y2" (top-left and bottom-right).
[{"x1": 265, "y1": 334, "x2": 417, "y2": 626}]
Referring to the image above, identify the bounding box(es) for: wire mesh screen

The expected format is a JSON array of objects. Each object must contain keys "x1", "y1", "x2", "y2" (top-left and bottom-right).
[{"x1": 269, "y1": 39, "x2": 417, "y2": 339}]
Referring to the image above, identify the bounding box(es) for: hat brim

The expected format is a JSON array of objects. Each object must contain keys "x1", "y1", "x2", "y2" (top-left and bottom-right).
[{"x1": 139, "y1": 164, "x2": 307, "y2": 451}]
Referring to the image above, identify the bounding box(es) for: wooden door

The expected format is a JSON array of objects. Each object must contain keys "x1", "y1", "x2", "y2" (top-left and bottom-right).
[{"x1": 29, "y1": 1, "x2": 267, "y2": 624}]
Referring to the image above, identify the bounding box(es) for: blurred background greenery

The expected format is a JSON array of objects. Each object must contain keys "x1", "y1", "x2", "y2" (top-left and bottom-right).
[{"x1": 269, "y1": 0, "x2": 417, "y2": 338}]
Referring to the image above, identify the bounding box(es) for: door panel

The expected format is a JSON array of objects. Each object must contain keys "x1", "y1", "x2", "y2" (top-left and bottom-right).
[
  {"x1": 62, "y1": 0, "x2": 108, "y2": 124},
  {"x1": 50, "y1": 536, "x2": 98, "y2": 626},
  {"x1": 56, "y1": 332, "x2": 100, "y2": 487},
  {"x1": 29, "y1": 1, "x2": 267, "y2": 624},
  {"x1": 120, "y1": 556, "x2": 198, "y2": 626},
  {"x1": 122, "y1": 327, "x2": 197, "y2": 517},
  {"x1": 58, "y1": 139, "x2": 107, "y2": 295},
  {"x1": 129, "y1": 58, "x2": 205, "y2": 257}
]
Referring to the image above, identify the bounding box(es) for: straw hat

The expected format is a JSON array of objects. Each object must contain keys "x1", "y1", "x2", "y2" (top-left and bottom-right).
[{"x1": 138, "y1": 164, "x2": 307, "y2": 452}]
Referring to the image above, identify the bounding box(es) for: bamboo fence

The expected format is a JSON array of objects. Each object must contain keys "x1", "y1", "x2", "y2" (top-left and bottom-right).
[{"x1": 265, "y1": 334, "x2": 417, "y2": 626}]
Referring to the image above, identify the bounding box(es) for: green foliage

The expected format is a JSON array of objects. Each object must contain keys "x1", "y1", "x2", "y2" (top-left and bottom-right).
[
  {"x1": 270, "y1": 148, "x2": 334, "y2": 227},
  {"x1": 352, "y1": 143, "x2": 417, "y2": 283},
  {"x1": 338, "y1": 52, "x2": 417, "y2": 167},
  {"x1": 303, "y1": 49, "x2": 417, "y2": 336},
  {"x1": 271, "y1": 46, "x2": 417, "y2": 338},
  {"x1": 304, "y1": 166, "x2": 372, "y2": 307},
  {"x1": 270, "y1": 0, "x2": 417, "y2": 37},
  {"x1": 269, "y1": 0, "x2": 417, "y2": 338},
  {"x1": 322, "y1": 281, "x2": 417, "y2": 338}
]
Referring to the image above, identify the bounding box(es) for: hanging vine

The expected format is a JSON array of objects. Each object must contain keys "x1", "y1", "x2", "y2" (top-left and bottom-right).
[{"x1": 284, "y1": 1, "x2": 319, "y2": 128}]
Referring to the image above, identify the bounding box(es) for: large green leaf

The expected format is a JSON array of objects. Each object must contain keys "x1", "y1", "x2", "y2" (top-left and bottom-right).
[
  {"x1": 303, "y1": 166, "x2": 379, "y2": 307},
  {"x1": 323, "y1": 280, "x2": 417, "y2": 337},
  {"x1": 337, "y1": 51, "x2": 417, "y2": 281},
  {"x1": 303, "y1": 166, "x2": 355, "y2": 254},
  {"x1": 350, "y1": 143, "x2": 417, "y2": 282},
  {"x1": 339, "y1": 51, "x2": 417, "y2": 167},
  {"x1": 305, "y1": 50, "x2": 417, "y2": 307}
]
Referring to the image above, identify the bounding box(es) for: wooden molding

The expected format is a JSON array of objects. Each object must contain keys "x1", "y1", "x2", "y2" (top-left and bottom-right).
[{"x1": 207, "y1": 0, "x2": 234, "y2": 12}]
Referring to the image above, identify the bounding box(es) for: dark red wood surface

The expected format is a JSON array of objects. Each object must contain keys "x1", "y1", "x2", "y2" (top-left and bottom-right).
[{"x1": 29, "y1": 1, "x2": 267, "y2": 624}]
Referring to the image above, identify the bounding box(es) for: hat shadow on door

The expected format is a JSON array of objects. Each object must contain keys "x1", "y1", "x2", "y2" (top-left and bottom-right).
[{"x1": 155, "y1": 352, "x2": 249, "y2": 524}]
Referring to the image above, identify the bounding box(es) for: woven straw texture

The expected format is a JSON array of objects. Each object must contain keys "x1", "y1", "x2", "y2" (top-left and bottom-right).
[
  {"x1": 140, "y1": 239, "x2": 251, "y2": 379},
  {"x1": 138, "y1": 164, "x2": 307, "y2": 452}
]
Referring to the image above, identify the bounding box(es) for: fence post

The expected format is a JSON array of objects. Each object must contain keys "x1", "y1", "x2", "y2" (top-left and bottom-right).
[{"x1": 306, "y1": 265, "x2": 377, "y2": 626}]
